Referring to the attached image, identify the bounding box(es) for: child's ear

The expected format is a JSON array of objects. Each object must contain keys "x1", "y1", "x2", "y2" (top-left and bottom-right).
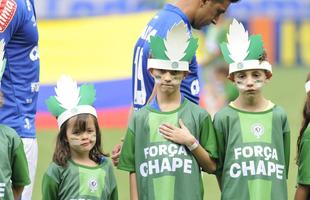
[
  {"x1": 265, "y1": 71, "x2": 272, "y2": 80},
  {"x1": 227, "y1": 75, "x2": 234, "y2": 82}
]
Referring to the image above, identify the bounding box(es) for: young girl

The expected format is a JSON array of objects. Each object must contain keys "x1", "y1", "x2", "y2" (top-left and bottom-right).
[
  {"x1": 294, "y1": 73, "x2": 310, "y2": 200},
  {"x1": 214, "y1": 19, "x2": 290, "y2": 200},
  {"x1": 118, "y1": 21, "x2": 218, "y2": 200},
  {"x1": 42, "y1": 75, "x2": 118, "y2": 200}
]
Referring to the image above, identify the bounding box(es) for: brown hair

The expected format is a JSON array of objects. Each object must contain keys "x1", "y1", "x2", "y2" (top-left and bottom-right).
[
  {"x1": 52, "y1": 113, "x2": 109, "y2": 167},
  {"x1": 297, "y1": 73, "x2": 310, "y2": 164}
]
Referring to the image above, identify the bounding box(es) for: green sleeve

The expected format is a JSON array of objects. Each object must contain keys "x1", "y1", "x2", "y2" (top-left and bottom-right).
[
  {"x1": 41, "y1": 172, "x2": 59, "y2": 200},
  {"x1": 298, "y1": 139, "x2": 310, "y2": 185},
  {"x1": 199, "y1": 115, "x2": 218, "y2": 159},
  {"x1": 11, "y1": 141, "x2": 30, "y2": 186},
  {"x1": 117, "y1": 128, "x2": 135, "y2": 172},
  {"x1": 213, "y1": 113, "x2": 226, "y2": 179}
]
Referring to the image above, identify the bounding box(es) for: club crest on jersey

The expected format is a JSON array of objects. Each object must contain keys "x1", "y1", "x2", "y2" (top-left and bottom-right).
[
  {"x1": 0, "y1": 0, "x2": 17, "y2": 32},
  {"x1": 88, "y1": 178, "x2": 98, "y2": 192},
  {"x1": 251, "y1": 123, "x2": 264, "y2": 138}
]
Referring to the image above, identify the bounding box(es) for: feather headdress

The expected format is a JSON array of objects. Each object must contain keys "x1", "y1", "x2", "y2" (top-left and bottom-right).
[
  {"x1": 46, "y1": 75, "x2": 97, "y2": 128},
  {"x1": 220, "y1": 19, "x2": 272, "y2": 75},
  {"x1": 0, "y1": 39, "x2": 6, "y2": 82},
  {"x1": 148, "y1": 21, "x2": 198, "y2": 71}
]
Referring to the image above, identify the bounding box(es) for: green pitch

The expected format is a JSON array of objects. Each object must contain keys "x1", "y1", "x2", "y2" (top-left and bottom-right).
[{"x1": 33, "y1": 68, "x2": 308, "y2": 200}]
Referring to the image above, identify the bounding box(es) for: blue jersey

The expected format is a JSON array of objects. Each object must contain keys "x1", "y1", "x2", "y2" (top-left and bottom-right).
[
  {"x1": 132, "y1": 4, "x2": 200, "y2": 110},
  {"x1": 0, "y1": 0, "x2": 39, "y2": 138}
]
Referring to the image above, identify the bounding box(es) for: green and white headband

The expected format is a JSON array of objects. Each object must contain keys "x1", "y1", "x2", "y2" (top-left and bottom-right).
[
  {"x1": 0, "y1": 39, "x2": 6, "y2": 82},
  {"x1": 148, "y1": 21, "x2": 198, "y2": 71},
  {"x1": 46, "y1": 75, "x2": 97, "y2": 128},
  {"x1": 305, "y1": 81, "x2": 310, "y2": 93},
  {"x1": 220, "y1": 19, "x2": 272, "y2": 75}
]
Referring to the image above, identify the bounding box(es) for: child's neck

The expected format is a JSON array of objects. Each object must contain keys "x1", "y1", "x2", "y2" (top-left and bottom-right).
[
  {"x1": 157, "y1": 91, "x2": 182, "y2": 112},
  {"x1": 233, "y1": 94, "x2": 270, "y2": 112},
  {"x1": 71, "y1": 151, "x2": 98, "y2": 167}
]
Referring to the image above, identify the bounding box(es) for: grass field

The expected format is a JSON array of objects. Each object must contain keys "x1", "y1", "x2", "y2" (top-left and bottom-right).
[{"x1": 32, "y1": 68, "x2": 308, "y2": 200}]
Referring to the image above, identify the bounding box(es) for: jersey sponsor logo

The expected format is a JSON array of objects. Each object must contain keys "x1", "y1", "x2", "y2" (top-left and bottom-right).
[
  {"x1": 191, "y1": 79, "x2": 200, "y2": 95},
  {"x1": 29, "y1": 46, "x2": 39, "y2": 61},
  {"x1": 251, "y1": 123, "x2": 264, "y2": 138},
  {"x1": 31, "y1": 82, "x2": 40, "y2": 92},
  {"x1": 139, "y1": 143, "x2": 193, "y2": 177},
  {"x1": 0, "y1": 183, "x2": 5, "y2": 198},
  {"x1": 24, "y1": 118, "x2": 31, "y2": 130},
  {"x1": 0, "y1": 0, "x2": 17, "y2": 32},
  {"x1": 88, "y1": 178, "x2": 98, "y2": 192},
  {"x1": 229, "y1": 145, "x2": 285, "y2": 180}
]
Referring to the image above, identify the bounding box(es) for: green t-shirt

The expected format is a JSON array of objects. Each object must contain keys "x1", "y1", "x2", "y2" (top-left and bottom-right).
[
  {"x1": 42, "y1": 158, "x2": 118, "y2": 200},
  {"x1": 118, "y1": 99, "x2": 218, "y2": 200},
  {"x1": 0, "y1": 125, "x2": 30, "y2": 200},
  {"x1": 214, "y1": 105, "x2": 290, "y2": 200},
  {"x1": 297, "y1": 124, "x2": 310, "y2": 186}
]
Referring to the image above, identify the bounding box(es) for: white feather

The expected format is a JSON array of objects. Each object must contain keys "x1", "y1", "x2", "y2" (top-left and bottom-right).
[
  {"x1": 164, "y1": 22, "x2": 189, "y2": 61},
  {"x1": 226, "y1": 19, "x2": 250, "y2": 62},
  {"x1": 55, "y1": 75, "x2": 80, "y2": 110}
]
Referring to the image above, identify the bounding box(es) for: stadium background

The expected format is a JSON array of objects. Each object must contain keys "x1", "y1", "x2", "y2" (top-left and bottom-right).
[{"x1": 34, "y1": 0, "x2": 310, "y2": 199}]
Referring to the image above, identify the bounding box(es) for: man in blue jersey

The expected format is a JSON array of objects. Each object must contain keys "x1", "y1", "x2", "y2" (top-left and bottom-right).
[
  {"x1": 112, "y1": 0, "x2": 240, "y2": 165},
  {"x1": 0, "y1": 0, "x2": 40, "y2": 199}
]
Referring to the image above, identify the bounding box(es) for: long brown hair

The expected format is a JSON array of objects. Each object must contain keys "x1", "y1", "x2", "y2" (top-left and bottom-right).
[
  {"x1": 53, "y1": 113, "x2": 109, "y2": 167},
  {"x1": 297, "y1": 73, "x2": 310, "y2": 164}
]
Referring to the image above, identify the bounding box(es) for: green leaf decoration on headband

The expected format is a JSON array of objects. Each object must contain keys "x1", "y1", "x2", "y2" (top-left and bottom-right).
[
  {"x1": 79, "y1": 84, "x2": 96, "y2": 105},
  {"x1": 149, "y1": 21, "x2": 198, "y2": 62},
  {"x1": 181, "y1": 38, "x2": 198, "y2": 62},
  {"x1": 150, "y1": 36, "x2": 169, "y2": 60},
  {"x1": 246, "y1": 35, "x2": 264, "y2": 60},
  {"x1": 0, "y1": 39, "x2": 6, "y2": 81},
  {"x1": 220, "y1": 19, "x2": 265, "y2": 64},
  {"x1": 220, "y1": 43, "x2": 234, "y2": 64},
  {"x1": 46, "y1": 75, "x2": 96, "y2": 118},
  {"x1": 46, "y1": 96, "x2": 65, "y2": 117}
]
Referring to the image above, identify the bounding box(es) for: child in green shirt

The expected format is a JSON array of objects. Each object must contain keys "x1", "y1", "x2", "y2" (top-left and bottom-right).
[
  {"x1": 42, "y1": 75, "x2": 118, "y2": 200},
  {"x1": 213, "y1": 19, "x2": 290, "y2": 200},
  {"x1": 118, "y1": 21, "x2": 218, "y2": 200}
]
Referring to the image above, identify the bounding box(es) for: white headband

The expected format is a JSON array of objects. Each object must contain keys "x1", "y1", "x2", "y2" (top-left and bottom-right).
[
  {"x1": 57, "y1": 105, "x2": 97, "y2": 128},
  {"x1": 305, "y1": 81, "x2": 310, "y2": 93},
  {"x1": 147, "y1": 59, "x2": 189, "y2": 71}
]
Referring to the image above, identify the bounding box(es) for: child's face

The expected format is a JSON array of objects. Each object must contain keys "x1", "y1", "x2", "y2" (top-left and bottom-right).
[
  {"x1": 150, "y1": 69, "x2": 187, "y2": 94},
  {"x1": 233, "y1": 69, "x2": 268, "y2": 93},
  {"x1": 66, "y1": 115, "x2": 97, "y2": 154}
]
